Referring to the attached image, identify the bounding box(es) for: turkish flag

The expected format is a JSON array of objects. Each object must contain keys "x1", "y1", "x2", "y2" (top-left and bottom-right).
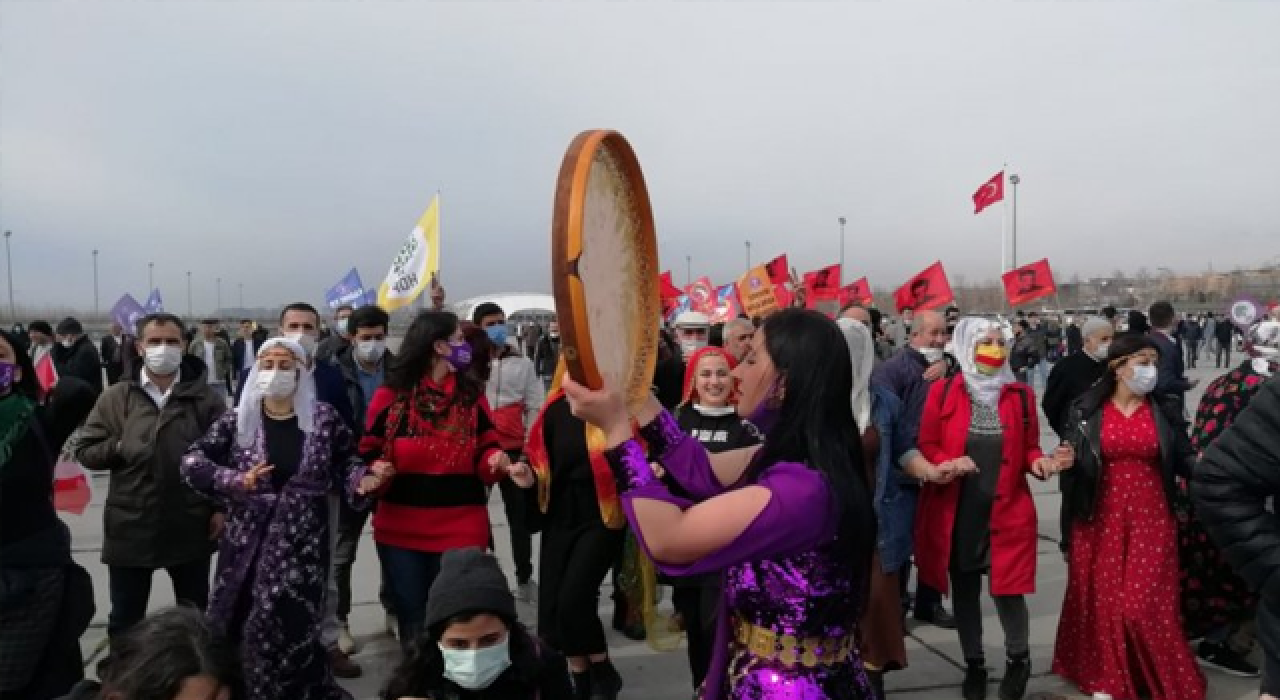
[
  {"x1": 35, "y1": 353, "x2": 57, "y2": 393},
  {"x1": 894, "y1": 261, "x2": 954, "y2": 313},
  {"x1": 973, "y1": 171, "x2": 1004, "y2": 214},
  {"x1": 53, "y1": 459, "x2": 93, "y2": 516},
  {"x1": 764, "y1": 255, "x2": 790, "y2": 285},
  {"x1": 685, "y1": 277, "x2": 717, "y2": 314},
  {"x1": 659, "y1": 271, "x2": 683, "y2": 300},
  {"x1": 839, "y1": 277, "x2": 874, "y2": 307},
  {"x1": 1002, "y1": 258, "x2": 1057, "y2": 307},
  {"x1": 803, "y1": 264, "x2": 842, "y2": 301}
]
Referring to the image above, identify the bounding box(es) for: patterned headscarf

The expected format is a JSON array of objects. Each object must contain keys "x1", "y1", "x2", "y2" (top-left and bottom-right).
[
  {"x1": 837, "y1": 318, "x2": 874, "y2": 435},
  {"x1": 235, "y1": 338, "x2": 316, "y2": 448},
  {"x1": 953, "y1": 316, "x2": 1016, "y2": 407}
]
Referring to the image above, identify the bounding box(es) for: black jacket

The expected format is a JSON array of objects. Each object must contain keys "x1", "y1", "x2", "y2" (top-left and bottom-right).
[
  {"x1": 1065, "y1": 324, "x2": 1083, "y2": 357},
  {"x1": 1041, "y1": 351, "x2": 1106, "y2": 439},
  {"x1": 1061, "y1": 390, "x2": 1194, "y2": 538},
  {"x1": 382, "y1": 630, "x2": 573, "y2": 700},
  {"x1": 1151, "y1": 330, "x2": 1192, "y2": 416},
  {"x1": 99, "y1": 335, "x2": 124, "y2": 385},
  {"x1": 534, "y1": 335, "x2": 561, "y2": 379},
  {"x1": 335, "y1": 345, "x2": 394, "y2": 437},
  {"x1": 52, "y1": 335, "x2": 103, "y2": 394},
  {"x1": 1193, "y1": 377, "x2": 1280, "y2": 602}
]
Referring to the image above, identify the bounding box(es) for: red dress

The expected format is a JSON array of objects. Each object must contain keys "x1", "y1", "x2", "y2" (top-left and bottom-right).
[{"x1": 1052, "y1": 402, "x2": 1206, "y2": 700}]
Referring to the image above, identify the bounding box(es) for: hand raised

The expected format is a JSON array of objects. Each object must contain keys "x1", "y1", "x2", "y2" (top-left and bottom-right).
[{"x1": 241, "y1": 462, "x2": 274, "y2": 491}]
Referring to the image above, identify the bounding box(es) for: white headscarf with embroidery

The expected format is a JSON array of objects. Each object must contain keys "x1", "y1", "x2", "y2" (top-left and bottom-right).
[
  {"x1": 837, "y1": 318, "x2": 875, "y2": 435},
  {"x1": 235, "y1": 337, "x2": 316, "y2": 448}
]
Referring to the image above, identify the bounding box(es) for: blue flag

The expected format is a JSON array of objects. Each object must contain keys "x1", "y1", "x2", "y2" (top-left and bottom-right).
[
  {"x1": 111, "y1": 294, "x2": 148, "y2": 333},
  {"x1": 145, "y1": 288, "x2": 164, "y2": 313},
  {"x1": 325, "y1": 268, "x2": 369, "y2": 309}
]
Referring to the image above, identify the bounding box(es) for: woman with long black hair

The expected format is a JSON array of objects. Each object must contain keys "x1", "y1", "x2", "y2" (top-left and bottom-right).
[
  {"x1": 359, "y1": 311, "x2": 532, "y2": 649},
  {"x1": 563, "y1": 309, "x2": 879, "y2": 700}
]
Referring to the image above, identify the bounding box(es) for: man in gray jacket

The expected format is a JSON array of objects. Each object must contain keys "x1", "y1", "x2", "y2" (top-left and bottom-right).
[{"x1": 77, "y1": 313, "x2": 226, "y2": 649}]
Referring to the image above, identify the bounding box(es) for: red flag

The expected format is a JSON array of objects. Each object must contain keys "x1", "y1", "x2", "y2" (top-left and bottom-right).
[
  {"x1": 894, "y1": 262, "x2": 954, "y2": 313},
  {"x1": 53, "y1": 459, "x2": 93, "y2": 516},
  {"x1": 35, "y1": 353, "x2": 57, "y2": 393},
  {"x1": 1002, "y1": 258, "x2": 1057, "y2": 307},
  {"x1": 838, "y1": 277, "x2": 874, "y2": 307},
  {"x1": 659, "y1": 271, "x2": 683, "y2": 300},
  {"x1": 684, "y1": 277, "x2": 716, "y2": 314},
  {"x1": 802, "y1": 264, "x2": 842, "y2": 309},
  {"x1": 972, "y1": 171, "x2": 1004, "y2": 214},
  {"x1": 763, "y1": 255, "x2": 790, "y2": 285}
]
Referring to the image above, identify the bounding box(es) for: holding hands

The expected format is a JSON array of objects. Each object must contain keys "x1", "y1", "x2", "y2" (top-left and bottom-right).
[
  {"x1": 489, "y1": 451, "x2": 536, "y2": 489},
  {"x1": 357, "y1": 460, "x2": 397, "y2": 496},
  {"x1": 928, "y1": 456, "x2": 979, "y2": 484},
  {"x1": 1030, "y1": 444, "x2": 1076, "y2": 480}
]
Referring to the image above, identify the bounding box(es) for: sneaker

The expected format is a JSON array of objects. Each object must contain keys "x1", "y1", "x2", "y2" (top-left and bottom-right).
[
  {"x1": 1197, "y1": 640, "x2": 1260, "y2": 678},
  {"x1": 385, "y1": 613, "x2": 399, "y2": 641},
  {"x1": 962, "y1": 661, "x2": 988, "y2": 700},
  {"x1": 338, "y1": 622, "x2": 357, "y2": 655},
  {"x1": 327, "y1": 647, "x2": 363, "y2": 679},
  {"x1": 516, "y1": 580, "x2": 538, "y2": 603},
  {"x1": 998, "y1": 657, "x2": 1030, "y2": 700}
]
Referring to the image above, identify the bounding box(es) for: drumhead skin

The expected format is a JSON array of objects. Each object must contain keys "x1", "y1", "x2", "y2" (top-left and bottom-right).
[{"x1": 551, "y1": 130, "x2": 661, "y2": 406}]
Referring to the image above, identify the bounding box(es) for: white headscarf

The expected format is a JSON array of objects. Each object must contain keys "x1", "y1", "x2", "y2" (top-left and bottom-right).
[
  {"x1": 235, "y1": 337, "x2": 317, "y2": 448},
  {"x1": 1247, "y1": 320, "x2": 1280, "y2": 376},
  {"x1": 837, "y1": 318, "x2": 874, "y2": 435},
  {"x1": 952, "y1": 316, "x2": 1016, "y2": 408}
]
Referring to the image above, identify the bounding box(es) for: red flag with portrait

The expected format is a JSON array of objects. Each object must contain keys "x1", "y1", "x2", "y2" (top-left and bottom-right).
[
  {"x1": 894, "y1": 262, "x2": 954, "y2": 313},
  {"x1": 838, "y1": 277, "x2": 874, "y2": 307},
  {"x1": 802, "y1": 264, "x2": 841, "y2": 309},
  {"x1": 1002, "y1": 258, "x2": 1057, "y2": 306}
]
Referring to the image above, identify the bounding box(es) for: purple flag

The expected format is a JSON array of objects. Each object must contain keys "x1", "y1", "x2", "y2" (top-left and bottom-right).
[
  {"x1": 111, "y1": 294, "x2": 148, "y2": 334},
  {"x1": 325, "y1": 268, "x2": 368, "y2": 309},
  {"x1": 145, "y1": 288, "x2": 164, "y2": 313}
]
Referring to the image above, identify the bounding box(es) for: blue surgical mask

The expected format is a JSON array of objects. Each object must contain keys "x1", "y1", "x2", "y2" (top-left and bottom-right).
[
  {"x1": 486, "y1": 325, "x2": 508, "y2": 349},
  {"x1": 440, "y1": 637, "x2": 511, "y2": 690}
]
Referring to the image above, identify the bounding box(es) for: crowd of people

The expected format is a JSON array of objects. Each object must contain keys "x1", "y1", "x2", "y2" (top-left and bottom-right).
[{"x1": 1, "y1": 291, "x2": 1279, "y2": 700}]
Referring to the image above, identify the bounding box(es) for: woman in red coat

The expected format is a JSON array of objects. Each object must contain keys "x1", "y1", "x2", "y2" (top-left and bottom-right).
[{"x1": 914, "y1": 317, "x2": 1072, "y2": 700}]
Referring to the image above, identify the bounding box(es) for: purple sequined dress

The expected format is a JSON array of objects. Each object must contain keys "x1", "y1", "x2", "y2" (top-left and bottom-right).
[{"x1": 607, "y1": 410, "x2": 874, "y2": 700}]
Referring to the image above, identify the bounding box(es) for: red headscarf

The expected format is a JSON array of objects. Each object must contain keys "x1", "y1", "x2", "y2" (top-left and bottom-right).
[{"x1": 680, "y1": 346, "x2": 739, "y2": 407}]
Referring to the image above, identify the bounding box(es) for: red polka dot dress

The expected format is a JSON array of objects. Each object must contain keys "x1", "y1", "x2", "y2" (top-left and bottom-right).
[{"x1": 1052, "y1": 401, "x2": 1207, "y2": 700}]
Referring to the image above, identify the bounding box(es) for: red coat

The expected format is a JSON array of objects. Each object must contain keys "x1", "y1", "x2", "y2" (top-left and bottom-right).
[{"x1": 914, "y1": 377, "x2": 1044, "y2": 596}]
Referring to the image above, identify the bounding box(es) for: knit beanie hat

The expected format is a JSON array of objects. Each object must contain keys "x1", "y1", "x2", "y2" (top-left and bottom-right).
[{"x1": 425, "y1": 548, "x2": 517, "y2": 629}]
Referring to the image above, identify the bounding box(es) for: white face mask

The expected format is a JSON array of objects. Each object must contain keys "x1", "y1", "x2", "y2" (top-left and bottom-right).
[
  {"x1": 1122, "y1": 364, "x2": 1158, "y2": 395},
  {"x1": 1087, "y1": 343, "x2": 1110, "y2": 362},
  {"x1": 439, "y1": 637, "x2": 511, "y2": 690},
  {"x1": 920, "y1": 347, "x2": 945, "y2": 364},
  {"x1": 255, "y1": 369, "x2": 298, "y2": 399},
  {"x1": 59, "y1": 338, "x2": 75, "y2": 349},
  {"x1": 284, "y1": 333, "x2": 317, "y2": 359},
  {"x1": 357, "y1": 340, "x2": 386, "y2": 363},
  {"x1": 144, "y1": 345, "x2": 183, "y2": 377},
  {"x1": 680, "y1": 339, "x2": 706, "y2": 359}
]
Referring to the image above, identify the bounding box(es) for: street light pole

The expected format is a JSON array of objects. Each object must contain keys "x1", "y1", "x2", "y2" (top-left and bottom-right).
[
  {"x1": 838, "y1": 217, "x2": 848, "y2": 274},
  {"x1": 93, "y1": 249, "x2": 100, "y2": 320},
  {"x1": 216, "y1": 277, "x2": 222, "y2": 314},
  {"x1": 3, "y1": 231, "x2": 14, "y2": 322},
  {"x1": 148, "y1": 261, "x2": 154, "y2": 294},
  {"x1": 238, "y1": 282, "x2": 244, "y2": 309},
  {"x1": 745, "y1": 241, "x2": 751, "y2": 272},
  {"x1": 186, "y1": 271, "x2": 193, "y2": 318},
  {"x1": 686, "y1": 255, "x2": 692, "y2": 286},
  {"x1": 1009, "y1": 174, "x2": 1021, "y2": 268}
]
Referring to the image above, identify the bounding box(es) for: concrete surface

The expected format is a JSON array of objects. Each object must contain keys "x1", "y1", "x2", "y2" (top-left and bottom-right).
[{"x1": 66, "y1": 356, "x2": 1266, "y2": 699}]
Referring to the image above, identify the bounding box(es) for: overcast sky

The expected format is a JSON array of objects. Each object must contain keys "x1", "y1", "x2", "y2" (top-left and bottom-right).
[{"x1": 4, "y1": 1, "x2": 1279, "y2": 315}]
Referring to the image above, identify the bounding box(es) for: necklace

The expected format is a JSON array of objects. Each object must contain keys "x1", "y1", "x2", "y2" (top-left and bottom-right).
[{"x1": 263, "y1": 403, "x2": 296, "y2": 420}]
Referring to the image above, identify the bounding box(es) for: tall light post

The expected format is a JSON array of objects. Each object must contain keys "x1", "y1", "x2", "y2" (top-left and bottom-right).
[
  {"x1": 745, "y1": 240, "x2": 752, "y2": 272},
  {"x1": 238, "y1": 282, "x2": 244, "y2": 309},
  {"x1": 186, "y1": 271, "x2": 193, "y2": 318},
  {"x1": 92, "y1": 249, "x2": 100, "y2": 320},
  {"x1": 216, "y1": 277, "x2": 222, "y2": 314},
  {"x1": 685, "y1": 255, "x2": 692, "y2": 286},
  {"x1": 3, "y1": 231, "x2": 14, "y2": 321},
  {"x1": 838, "y1": 216, "x2": 847, "y2": 274},
  {"x1": 148, "y1": 261, "x2": 154, "y2": 294},
  {"x1": 1009, "y1": 174, "x2": 1021, "y2": 268}
]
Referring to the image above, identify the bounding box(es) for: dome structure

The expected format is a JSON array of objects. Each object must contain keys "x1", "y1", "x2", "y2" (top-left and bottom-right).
[{"x1": 452, "y1": 292, "x2": 557, "y2": 324}]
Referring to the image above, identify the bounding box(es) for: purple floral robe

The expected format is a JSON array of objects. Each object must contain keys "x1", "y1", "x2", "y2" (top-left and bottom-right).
[{"x1": 181, "y1": 402, "x2": 371, "y2": 700}]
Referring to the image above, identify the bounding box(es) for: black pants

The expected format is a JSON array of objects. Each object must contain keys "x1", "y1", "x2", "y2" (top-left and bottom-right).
[
  {"x1": 538, "y1": 523, "x2": 622, "y2": 657},
  {"x1": 107, "y1": 557, "x2": 210, "y2": 640},
  {"x1": 899, "y1": 559, "x2": 942, "y2": 614},
  {"x1": 673, "y1": 581, "x2": 719, "y2": 689},
  {"x1": 1218, "y1": 344, "x2": 1232, "y2": 368},
  {"x1": 333, "y1": 501, "x2": 394, "y2": 619},
  {"x1": 1185, "y1": 341, "x2": 1198, "y2": 369},
  {"x1": 498, "y1": 452, "x2": 534, "y2": 584}
]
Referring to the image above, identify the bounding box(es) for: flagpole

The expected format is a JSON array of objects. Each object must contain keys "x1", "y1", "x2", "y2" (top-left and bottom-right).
[
  {"x1": 1009, "y1": 173, "x2": 1021, "y2": 269},
  {"x1": 1001, "y1": 164, "x2": 1008, "y2": 276}
]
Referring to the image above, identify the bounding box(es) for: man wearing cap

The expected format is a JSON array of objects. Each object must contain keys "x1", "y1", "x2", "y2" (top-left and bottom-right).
[
  {"x1": 188, "y1": 319, "x2": 233, "y2": 404},
  {"x1": 672, "y1": 311, "x2": 711, "y2": 361},
  {"x1": 52, "y1": 317, "x2": 103, "y2": 394}
]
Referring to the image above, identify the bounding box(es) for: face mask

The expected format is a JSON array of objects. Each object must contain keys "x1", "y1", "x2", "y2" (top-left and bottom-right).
[
  {"x1": 485, "y1": 325, "x2": 508, "y2": 348},
  {"x1": 920, "y1": 347, "x2": 945, "y2": 364},
  {"x1": 336, "y1": 320, "x2": 351, "y2": 339},
  {"x1": 144, "y1": 345, "x2": 183, "y2": 376},
  {"x1": 973, "y1": 345, "x2": 1007, "y2": 376},
  {"x1": 284, "y1": 333, "x2": 317, "y2": 358},
  {"x1": 1087, "y1": 343, "x2": 1110, "y2": 362},
  {"x1": 59, "y1": 338, "x2": 75, "y2": 349},
  {"x1": 440, "y1": 638, "x2": 512, "y2": 690},
  {"x1": 549, "y1": 328, "x2": 560, "y2": 339},
  {"x1": 680, "y1": 339, "x2": 706, "y2": 359},
  {"x1": 255, "y1": 369, "x2": 297, "y2": 399},
  {"x1": 0, "y1": 361, "x2": 15, "y2": 394},
  {"x1": 357, "y1": 340, "x2": 386, "y2": 363},
  {"x1": 445, "y1": 340, "x2": 473, "y2": 372},
  {"x1": 1122, "y1": 364, "x2": 1158, "y2": 395}
]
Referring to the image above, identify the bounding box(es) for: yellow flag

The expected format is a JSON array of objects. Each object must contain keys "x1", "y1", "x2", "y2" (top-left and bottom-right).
[{"x1": 377, "y1": 195, "x2": 440, "y2": 311}]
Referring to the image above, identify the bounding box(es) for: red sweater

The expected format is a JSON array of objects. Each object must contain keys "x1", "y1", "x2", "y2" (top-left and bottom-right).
[{"x1": 360, "y1": 375, "x2": 503, "y2": 553}]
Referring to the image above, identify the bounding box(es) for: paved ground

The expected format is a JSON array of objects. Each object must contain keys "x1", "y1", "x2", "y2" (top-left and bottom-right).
[{"x1": 67, "y1": 356, "x2": 1266, "y2": 699}]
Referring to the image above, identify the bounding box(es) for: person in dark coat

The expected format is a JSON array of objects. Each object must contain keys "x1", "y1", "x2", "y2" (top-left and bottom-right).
[
  {"x1": 1148, "y1": 301, "x2": 1196, "y2": 418},
  {"x1": 534, "y1": 321, "x2": 562, "y2": 385},
  {"x1": 231, "y1": 319, "x2": 261, "y2": 384},
  {"x1": 51, "y1": 318, "x2": 103, "y2": 394},
  {"x1": 99, "y1": 323, "x2": 126, "y2": 385},
  {"x1": 1215, "y1": 317, "x2": 1240, "y2": 368},
  {"x1": 1043, "y1": 317, "x2": 1113, "y2": 439},
  {"x1": 74, "y1": 314, "x2": 227, "y2": 649},
  {"x1": 1065, "y1": 317, "x2": 1084, "y2": 357},
  {"x1": 382, "y1": 548, "x2": 573, "y2": 700},
  {"x1": 1194, "y1": 372, "x2": 1280, "y2": 700}
]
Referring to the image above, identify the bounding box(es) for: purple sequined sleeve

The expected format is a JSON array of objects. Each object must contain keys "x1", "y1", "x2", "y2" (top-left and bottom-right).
[
  {"x1": 638, "y1": 410, "x2": 730, "y2": 500},
  {"x1": 608, "y1": 441, "x2": 837, "y2": 577}
]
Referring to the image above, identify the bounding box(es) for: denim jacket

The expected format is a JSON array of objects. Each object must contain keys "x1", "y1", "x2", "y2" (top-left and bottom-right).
[{"x1": 870, "y1": 385, "x2": 916, "y2": 574}]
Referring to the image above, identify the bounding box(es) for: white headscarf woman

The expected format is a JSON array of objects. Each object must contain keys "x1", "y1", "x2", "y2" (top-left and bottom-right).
[
  {"x1": 837, "y1": 317, "x2": 874, "y2": 435},
  {"x1": 952, "y1": 316, "x2": 1017, "y2": 408},
  {"x1": 235, "y1": 337, "x2": 317, "y2": 448}
]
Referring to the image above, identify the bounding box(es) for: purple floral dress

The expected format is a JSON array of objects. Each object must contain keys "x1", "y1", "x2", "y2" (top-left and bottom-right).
[
  {"x1": 182, "y1": 402, "x2": 371, "y2": 700},
  {"x1": 608, "y1": 411, "x2": 874, "y2": 700}
]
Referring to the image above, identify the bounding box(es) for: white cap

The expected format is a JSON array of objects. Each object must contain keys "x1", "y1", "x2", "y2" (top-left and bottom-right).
[{"x1": 674, "y1": 311, "x2": 711, "y2": 329}]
